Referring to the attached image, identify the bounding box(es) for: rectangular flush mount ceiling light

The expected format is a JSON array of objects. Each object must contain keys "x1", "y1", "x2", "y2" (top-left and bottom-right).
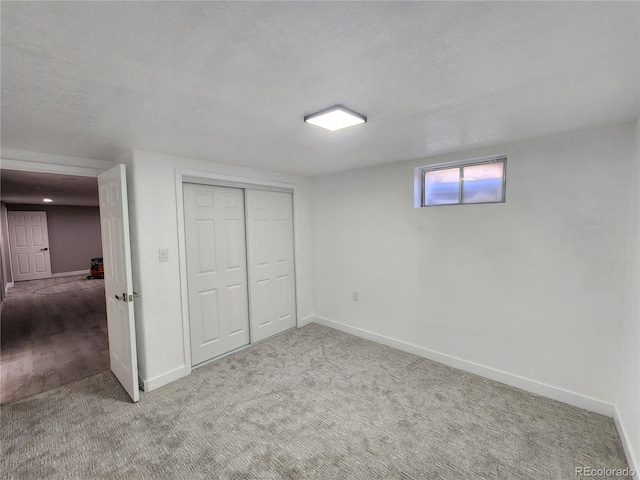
[{"x1": 304, "y1": 105, "x2": 367, "y2": 131}]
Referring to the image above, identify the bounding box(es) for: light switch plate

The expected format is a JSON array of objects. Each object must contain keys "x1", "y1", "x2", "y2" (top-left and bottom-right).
[{"x1": 159, "y1": 248, "x2": 169, "y2": 262}]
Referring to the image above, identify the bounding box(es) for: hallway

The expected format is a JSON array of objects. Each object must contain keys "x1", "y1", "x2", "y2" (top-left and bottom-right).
[{"x1": 0, "y1": 275, "x2": 108, "y2": 405}]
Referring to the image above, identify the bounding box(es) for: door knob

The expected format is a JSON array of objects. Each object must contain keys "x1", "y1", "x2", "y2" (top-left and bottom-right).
[
  {"x1": 40, "y1": 247, "x2": 48, "y2": 251},
  {"x1": 115, "y1": 292, "x2": 141, "y2": 302}
]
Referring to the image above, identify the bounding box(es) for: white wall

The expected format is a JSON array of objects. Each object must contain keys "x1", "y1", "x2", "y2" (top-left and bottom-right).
[
  {"x1": 617, "y1": 118, "x2": 640, "y2": 472},
  {"x1": 311, "y1": 123, "x2": 635, "y2": 413},
  {"x1": 122, "y1": 150, "x2": 314, "y2": 389}
]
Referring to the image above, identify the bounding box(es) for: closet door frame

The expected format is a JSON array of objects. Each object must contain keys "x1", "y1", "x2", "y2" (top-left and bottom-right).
[{"x1": 175, "y1": 169, "x2": 299, "y2": 376}]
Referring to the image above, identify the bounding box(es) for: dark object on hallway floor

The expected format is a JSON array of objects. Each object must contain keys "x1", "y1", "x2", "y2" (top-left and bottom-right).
[{"x1": 87, "y1": 257, "x2": 104, "y2": 279}]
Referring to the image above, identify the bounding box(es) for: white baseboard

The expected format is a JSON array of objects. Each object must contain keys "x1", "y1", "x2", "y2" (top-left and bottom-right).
[
  {"x1": 297, "y1": 314, "x2": 315, "y2": 327},
  {"x1": 312, "y1": 315, "x2": 614, "y2": 417},
  {"x1": 140, "y1": 366, "x2": 186, "y2": 392},
  {"x1": 5, "y1": 282, "x2": 14, "y2": 295},
  {"x1": 51, "y1": 270, "x2": 89, "y2": 278},
  {"x1": 613, "y1": 407, "x2": 639, "y2": 479}
]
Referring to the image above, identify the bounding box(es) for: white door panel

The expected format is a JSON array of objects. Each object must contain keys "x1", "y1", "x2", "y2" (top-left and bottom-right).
[
  {"x1": 8, "y1": 211, "x2": 52, "y2": 281},
  {"x1": 246, "y1": 190, "x2": 296, "y2": 343},
  {"x1": 184, "y1": 184, "x2": 250, "y2": 366},
  {"x1": 98, "y1": 164, "x2": 139, "y2": 403}
]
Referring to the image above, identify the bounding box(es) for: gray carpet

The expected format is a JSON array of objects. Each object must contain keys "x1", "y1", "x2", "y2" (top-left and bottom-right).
[
  {"x1": 1, "y1": 275, "x2": 109, "y2": 406},
  {"x1": 1, "y1": 323, "x2": 631, "y2": 479}
]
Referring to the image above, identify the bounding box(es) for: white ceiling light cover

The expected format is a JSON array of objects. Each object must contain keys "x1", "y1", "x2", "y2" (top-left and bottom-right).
[{"x1": 304, "y1": 105, "x2": 367, "y2": 131}]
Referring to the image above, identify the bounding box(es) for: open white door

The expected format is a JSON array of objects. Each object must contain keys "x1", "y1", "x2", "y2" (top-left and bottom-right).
[{"x1": 98, "y1": 164, "x2": 139, "y2": 402}]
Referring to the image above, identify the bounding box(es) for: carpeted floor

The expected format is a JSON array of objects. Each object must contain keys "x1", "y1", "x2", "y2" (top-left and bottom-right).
[
  {"x1": 1, "y1": 275, "x2": 108, "y2": 405},
  {"x1": 1, "y1": 323, "x2": 631, "y2": 479}
]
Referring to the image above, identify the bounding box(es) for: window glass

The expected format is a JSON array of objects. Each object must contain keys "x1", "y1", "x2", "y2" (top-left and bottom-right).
[
  {"x1": 461, "y1": 163, "x2": 504, "y2": 204},
  {"x1": 424, "y1": 168, "x2": 460, "y2": 206},
  {"x1": 417, "y1": 156, "x2": 506, "y2": 207}
]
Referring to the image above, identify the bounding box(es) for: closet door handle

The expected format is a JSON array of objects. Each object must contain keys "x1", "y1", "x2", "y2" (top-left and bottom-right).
[{"x1": 40, "y1": 247, "x2": 49, "y2": 251}]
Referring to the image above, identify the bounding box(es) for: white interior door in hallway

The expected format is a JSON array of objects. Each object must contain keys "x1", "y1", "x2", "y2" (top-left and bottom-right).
[
  {"x1": 98, "y1": 164, "x2": 140, "y2": 402},
  {"x1": 183, "y1": 184, "x2": 251, "y2": 366},
  {"x1": 7, "y1": 211, "x2": 52, "y2": 281},
  {"x1": 246, "y1": 190, "x2": 297, "y2": 343}
]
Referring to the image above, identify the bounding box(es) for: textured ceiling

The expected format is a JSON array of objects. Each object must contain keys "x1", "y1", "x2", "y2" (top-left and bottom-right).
[
  {"x1": 0, "y1": 170, "x2": 98, "y2": 206},
  {"x1": 1, "y1": 2, "x2": 638, "y2": 177}
]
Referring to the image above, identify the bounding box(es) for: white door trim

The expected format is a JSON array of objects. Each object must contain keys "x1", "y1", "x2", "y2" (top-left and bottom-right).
[
  {"x1": 0, "y1": 159, "x2": 109, "y2": 178},
  {"x1": 175, "y1": 168, "x2": 301, "y2": 378},
  {"x1": 1, "y1": 149, "x2": 113, "y2": 177}
]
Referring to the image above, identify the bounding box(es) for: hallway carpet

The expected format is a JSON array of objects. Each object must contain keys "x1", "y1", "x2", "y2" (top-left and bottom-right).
[
  {"x1": 0, "y1": 275, "x2": 108, "y2": 405},
  {"x1": 1, "y1": 323, "x2": 631, "y2": 479}
]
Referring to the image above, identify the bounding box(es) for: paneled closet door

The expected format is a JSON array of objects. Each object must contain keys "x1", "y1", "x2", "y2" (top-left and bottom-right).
[
  {"x1": 246, "y1": 190, "x2": 297, "y2": 343},
  {"x1": 183, "y1": 184, "x2": 250, "y2": 366}
]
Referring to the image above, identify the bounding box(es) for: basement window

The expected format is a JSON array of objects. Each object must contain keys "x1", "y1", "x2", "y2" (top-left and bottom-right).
[{"x1": 415, "y1": 156, "x2": 507, "y2": 207}]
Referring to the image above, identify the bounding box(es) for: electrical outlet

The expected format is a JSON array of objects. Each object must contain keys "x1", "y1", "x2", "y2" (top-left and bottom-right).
[{"x1": 352, "y1": 291, "x2": 359, "y2": 302}]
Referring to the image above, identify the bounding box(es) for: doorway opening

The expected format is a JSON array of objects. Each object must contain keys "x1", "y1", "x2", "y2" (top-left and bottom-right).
[{"x1": 0, "y1": 169, "x2": 107, "y2": 405}]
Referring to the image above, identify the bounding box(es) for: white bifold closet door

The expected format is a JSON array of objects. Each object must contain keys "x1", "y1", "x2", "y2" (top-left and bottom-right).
[
  {"x1": 183, "y1": 184, "x2": 250, "y2": 366},
  {"x1": 246, "y1": 190, "x2": 296, "y2": 343}
]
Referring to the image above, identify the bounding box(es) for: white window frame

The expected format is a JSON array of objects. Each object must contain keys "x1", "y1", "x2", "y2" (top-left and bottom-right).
[{"x1": 414, "y1": 155, "x2": 507, "y2": 208}]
